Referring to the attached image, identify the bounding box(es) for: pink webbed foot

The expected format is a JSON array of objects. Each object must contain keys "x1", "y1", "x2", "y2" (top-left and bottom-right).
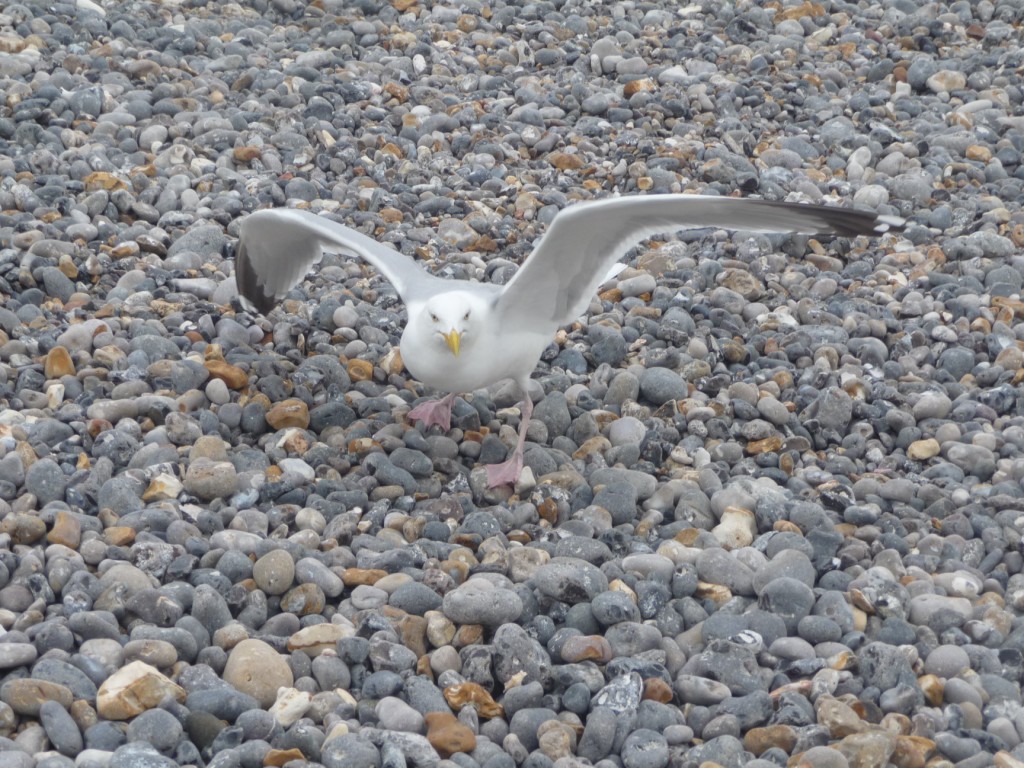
[
  {"x1": 485, "y1": 450, "x2": 525, "y2": 488},
  {"x1": 485, "y1": 390, "x2": 534, "y2": 488},
  {"x1": 408, "y1": 392, "x2": 457, "y2": 431}
]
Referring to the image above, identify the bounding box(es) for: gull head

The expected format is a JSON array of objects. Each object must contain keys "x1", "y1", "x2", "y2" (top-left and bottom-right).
[{"x1": 420, "y1": 293, "x2": 486, "y2": 357}]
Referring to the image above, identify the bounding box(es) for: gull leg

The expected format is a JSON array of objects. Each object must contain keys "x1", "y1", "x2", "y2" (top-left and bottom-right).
[
  {"x1": 486, "y1": 390, "x2": 534, "y2": 488},
  {"x1": 408, "y1": 392, "x2": 457, "y2": 431}
]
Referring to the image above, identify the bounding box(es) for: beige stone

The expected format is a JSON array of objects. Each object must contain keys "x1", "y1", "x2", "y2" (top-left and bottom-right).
[
  {"x1": 252, "y1": 550, "x2": 295, "y2": 595},
  {"x1": 266, "y1": 399, "x2": 310, "y2": 430},
  {"x1": 97, "y1": 661, "x2": 185, "y2": 720},
  {"x1": 269, "y1": 687, "x2": 312, "y2": 727},
  {"x1": 816, "y1": 696, "x2": 866, "y2": 738},
  {"x1": 223, "y1": 639, "x2": 293, "y2": 708},
  {"x1": 907, "y1": 438, "x2": 940, "y2": 461},
  {"x1": 0, "y1": 679, "x2": 73, "y2": 716},
  {"x1": 287, "y1": 623, "x2": 354, "y2": 657},
  {"x1": 711, "y1": 507, "x2": 756, "y2": 550}
]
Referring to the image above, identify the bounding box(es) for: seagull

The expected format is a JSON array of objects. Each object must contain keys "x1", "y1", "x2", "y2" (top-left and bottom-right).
[{"x1": 234, "y1": 195, "x2": 903, "y2": 487}]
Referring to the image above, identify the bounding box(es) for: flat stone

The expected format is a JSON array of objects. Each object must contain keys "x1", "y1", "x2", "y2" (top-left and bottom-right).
[{"x1": 1, "y1": 678, "x2": 74, "y2": 716}]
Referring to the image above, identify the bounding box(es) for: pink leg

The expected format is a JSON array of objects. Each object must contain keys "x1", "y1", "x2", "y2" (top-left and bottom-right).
[
  {"x1": 486, "y1": 394, "x2": 533, "y2": 488},
  {"x1": 408, "y1": 392, "x2": 457, "y2": 431}
]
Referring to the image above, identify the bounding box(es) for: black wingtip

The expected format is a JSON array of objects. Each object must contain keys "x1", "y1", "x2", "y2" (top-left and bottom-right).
[{"x1": 234, "y1": 238, "x2": 278, "y2": 315}]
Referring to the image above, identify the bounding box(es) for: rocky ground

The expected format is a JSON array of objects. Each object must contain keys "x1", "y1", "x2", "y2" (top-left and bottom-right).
[{"x1": 0, "y1": 0, "x2": 1023, "y2": 767}]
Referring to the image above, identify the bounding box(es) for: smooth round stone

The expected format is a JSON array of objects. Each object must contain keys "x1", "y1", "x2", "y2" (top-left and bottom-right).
[
  {"x1": 935, "y1": 732, "x2": 982, "y2": 763},
  {"x1": 350, "y1": 584, "x2": 388, "y2": 610},
  {"x1": 943, "y1": 678, "x2": 984, "y2": 708},
  {"x1": 620, "y1": 728, "x2": 669, "y2": 768},
  {"x1": 125, "y1": 707, "x2": 182, "y2": 754},
  {"x1": 797, "y1": 615, "x2": 843, "y2": 644},
  {"x1": 769, "y1": 636, "x2": 815, "y2": 661},
  {"x1": 638, "y1": 367, "x2": 687, "y2": 405},
  {"x1": 122, "y1": 639, "x2": 177, "y2": 669},
  {"x1": 758, "y1": 542, "x2": 817, "y2": 582},
  {"x1": 2, "y1": 678, "x2": 74, "y2": 715},
  {"x1": 442, "y1": 581, "x2": 523, "y2": 627},
  {"x1": 907, "y1": 594, "x2": 972, "y2": 626},
  {"x1": 591, "y1": 591, "x2": 641, "y2": 626},
  {"x1": 608, "y1": 416, "x2": 646, "y2": 446},
  {"x1": 222, "y1": 639, "x2": 294, "y2": 708},
  {"x1": 694, "y1": 549, "x2": 755, "y2": 595},
  {"x1": 924, "y1": 645, "x2": 971, "y2": 678},
  {"x1": 620, "y1": 554, "x2": 674, "y2": 582},
  {"x1": 324, "y1": 730, "x2": 390, "y2": 768},
  {"x1": 0, "y1": 643, "x2": 38, "y2": 669},
  {"x1": 533, "y1": 558, "x2": 610, "y2": 605},
  {"x1": 252, "y1": 550, "x2": 295, "y2": 595},
  {"x1": 311, "y1": 654, "x2": 351, "y2": 692},
  {"x1": 39, "y1": 699, "x2": 83, "y2": 757},
  {"x1": 295, "y1": 558, "x2": 344, "y2": 598},
  {"x1": 757, "y1": 577, "x2": 815, "y2": 632},
  {"x1": 375, "y1": 696, "x2": 424, "y2": 733},
  {"x1": 674, "y1": 676, "x2": 731, "y2": 705},
  {"x1": 389, "y1": 581, "x2": 443, "y2": 615}
]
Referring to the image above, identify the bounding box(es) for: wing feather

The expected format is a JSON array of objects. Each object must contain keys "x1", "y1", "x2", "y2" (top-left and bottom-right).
[
  {"x1": 235, "y1": 208, "x2": 439, "y2": 313},
  {"x1": 495, "y1": 194, "x2": 903, "y2": 330}
]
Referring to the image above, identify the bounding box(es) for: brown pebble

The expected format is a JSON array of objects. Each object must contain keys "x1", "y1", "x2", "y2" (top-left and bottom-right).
[
  {"x1": 266, "y1": 399, "x2": 310, "y2": 430},
  {"x1": 347, "y1": 359, "x2": 374, "y2": 381},
  {"x1": 444, "y1": 682, "x2": 504, "y2": 718},
  {"x1": 44, "y1": 346, "x2": 75, "y2": 378},
  {"x1": 233, "y1": 146, "x2": 262, "y2": 162},
  {"x1": 341, "y1": 568, "x2": 387, "y2": 586},
  {"x1": 264, "y1": 749, "x2": 305, "y2": 767},
  {"x1": 69, "y1": 700, "x2": 98, "y2": 732},
  {"x1": 425, "y1": 711, "x2": 476, "y2": 758},
  {"x1": 104, "y1": 526, "x2": 136, "y2": 546},
  {"x1": 452, "y1": 624, "x2": 484, "y2": 647},
  {"x1": 547, "y1": 151, "x2": 585, "y2": 171},
  {"x1": 204, "y1": 359, "x2": 249, "y2": 389},
  {"x1": 744, "y1": 724, "x2": 796, "y2": 755},
  {"x1": 559, "y1": 635, "x2": 612, "y2": 664},
  {"x1": 623, "y1": 77, "x2": 656, "y2": 97},
  {"x1": 746, "y1": 435, "x2": 783, "y2": 455},
  {"x1": 47, "y1": 510, "x2": 82, "y2": 548},
  {"x1": 280, "y1": 583, "x2": 325, "y2": 615},
  {"x1": 394, "y1": 614, "x2": 428, "y2": 659},
  {"x1": 642, "y1": 677, "x2": 673, "y2": 704}
]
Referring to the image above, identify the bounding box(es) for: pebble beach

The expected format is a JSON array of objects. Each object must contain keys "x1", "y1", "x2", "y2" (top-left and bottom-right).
[{"x1": 1, "y1": 0, "x2": 1023, "y2": 767}]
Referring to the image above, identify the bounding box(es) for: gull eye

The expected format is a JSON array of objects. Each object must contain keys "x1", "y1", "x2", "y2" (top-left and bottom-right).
[
  {"x1": 463, "y1": 311, "x2": 470, "y2": 320},
  {"x1": 430, "y1": 313, "x2": 439, "y2": 322}
]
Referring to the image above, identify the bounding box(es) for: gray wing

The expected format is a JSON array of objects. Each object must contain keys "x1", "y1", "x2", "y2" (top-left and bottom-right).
[
  {"x1": 235, "y1": 208, "x2": 440, "y2": 313},
  {"x1": 495, "y1": 194, "x2": 904, "y2": 329}
]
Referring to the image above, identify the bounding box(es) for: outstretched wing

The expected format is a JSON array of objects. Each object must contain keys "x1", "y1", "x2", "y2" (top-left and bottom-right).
[
  {"x1": 495, "y1": 194, "x2": 903, "y2": 330},
  {"x1": 235, "y1": 208, "x2": 440, "y2": 313}
]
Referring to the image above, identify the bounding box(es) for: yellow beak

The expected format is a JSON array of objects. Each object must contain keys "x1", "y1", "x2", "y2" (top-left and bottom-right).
[{"x1": 444, "y1": 329, "x2": 461, "y2": 356}]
